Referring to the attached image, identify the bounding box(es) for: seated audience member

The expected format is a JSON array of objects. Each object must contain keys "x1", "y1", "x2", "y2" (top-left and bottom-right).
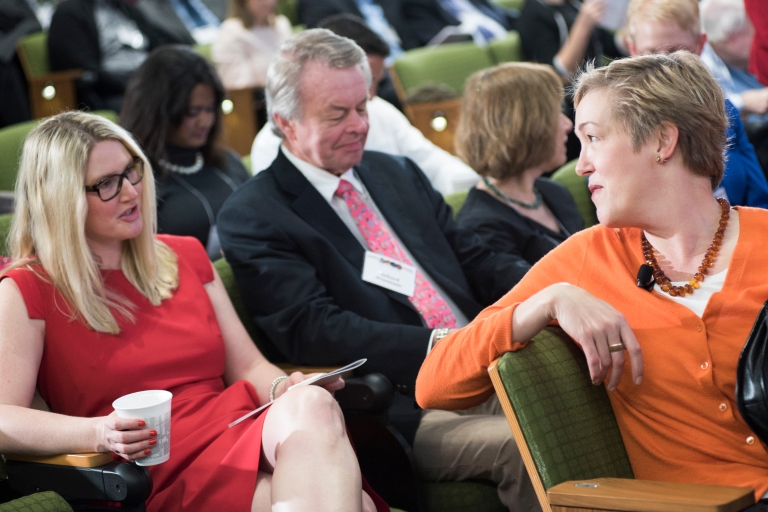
[
  {"x1": 121, "y1": 45, "x2": 249, "y2": 260},
  {"x1": 135, "y1": 0, "x2": 197, "y2": 46},
  {"x1": 455, "y1": 63, "x2": 583, "y2": 268},
  {"x1": 250, "y1": 15, "x2": 480, "y2": 194},
  {"x1": 212, "y1": 0, "x2": 292, "y2": 89},
  {"x1": 218, "y1": 29, "x2": 538, "y2": 511},
  {"x1": 624, "y1": 0, "x2": 768, "y2": 209},
  {"x1": 0, "y1": 111, "x2": 386, "y2": 512},
  {"x1": 518, "y1": 0, "x2": 623, "y2": 81},
  {"x1": 297, "y1": 0, "x2": 515, "y2": 56},
  {"x1": 745, "y1": 0, "x2": 768, "y2": 85},
  {"x1": 0, "y1": 0, "x2": 44, "y2": 126},
  {"x1": 47, "y1": 0, "x2": 190, "y2": 111},
  {"x1": 416, "y1": 51, "x2": 768, "y2": 503},
  {"x1": 700, "y1": 0, "x2": 768, "y2": 123}
]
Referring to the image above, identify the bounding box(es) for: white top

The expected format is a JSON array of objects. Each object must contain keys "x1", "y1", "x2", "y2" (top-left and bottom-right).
[
  {"x1": 281, "y1": 145, "x2": 469, "y2": 335},
  {"x1": 653, "y1": 268, "x2": 728, "y2": 318},
  {"x1": 250, "y1": 96, "x2": 480, "y2": 195},
  {"x1": 212, "y1": 15, "x2": 292, "y2": 89}
]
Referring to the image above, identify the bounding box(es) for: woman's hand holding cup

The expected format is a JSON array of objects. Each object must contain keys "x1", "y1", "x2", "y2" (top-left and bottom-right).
[{"x1": 94, "y1": 411, "x2": 157, "y2": 461}]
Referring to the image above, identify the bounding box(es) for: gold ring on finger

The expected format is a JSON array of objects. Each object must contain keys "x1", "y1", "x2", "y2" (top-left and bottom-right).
[{"x1": 608, "y1": 343, "x2": 624, "y2": 353}]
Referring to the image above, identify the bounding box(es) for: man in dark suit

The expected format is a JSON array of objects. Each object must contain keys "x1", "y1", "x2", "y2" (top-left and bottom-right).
[
  {"x1": 297, "y1": 0, "x2": 516, "y2": 51},
  {"x1": 218, "y1": 28, "x2": 538, "y2": 512}
]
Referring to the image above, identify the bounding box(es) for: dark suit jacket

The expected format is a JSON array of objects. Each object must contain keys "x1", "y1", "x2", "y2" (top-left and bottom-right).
[
  {"x1": 218, "y1": 150, "x2": 529, "y2": 394},
  {"x1": 297, "y1": 0, "x2": 515, "y2": 50},
  {"x1": 456, "y1": 179, "x2": 584, "y2": 269},
  {"x1": 48, "y1": 0, "x2": 188, "y2": 109}
]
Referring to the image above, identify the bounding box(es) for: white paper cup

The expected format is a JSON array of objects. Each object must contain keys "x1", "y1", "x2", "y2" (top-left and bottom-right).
[{"x1": 112, "y1": 390, "x2": 172, "y2": 466}]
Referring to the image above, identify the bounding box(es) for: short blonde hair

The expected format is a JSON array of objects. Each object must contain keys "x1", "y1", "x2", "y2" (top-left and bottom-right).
[
  {"x1": 2, "y1": 111, "x2": 179, "y2": 334},
  {"x1": 573, "y1": 52, "x2": 727, "y2": 189},
  {"x1": 455, "y1": 62, "x2": 563, "y2": 180},
  {"x1": 625, "y1": 0, "x2": 701, "y2": 42}
]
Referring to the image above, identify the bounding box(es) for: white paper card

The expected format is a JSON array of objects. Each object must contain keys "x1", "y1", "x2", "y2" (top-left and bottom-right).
[
  {"x1": 227, "y1": 359, "x2": 368, "y2": 428},
  {"x1": 361, "y1": 251, "x2": 416, "y2": 297}
]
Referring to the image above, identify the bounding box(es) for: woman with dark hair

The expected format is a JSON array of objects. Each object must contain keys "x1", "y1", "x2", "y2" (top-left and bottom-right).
[{"x1": 120, "y1": 45, "x2": 249, "y2": 259}]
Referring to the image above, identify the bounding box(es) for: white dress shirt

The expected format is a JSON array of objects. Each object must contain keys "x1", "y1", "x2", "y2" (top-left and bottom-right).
[
  {"x1": 281, "y1": 145, "x2": 469, "y2": 336},
  {"x1": 251, "y1": 96, "x2": 479, "y2": 194}
]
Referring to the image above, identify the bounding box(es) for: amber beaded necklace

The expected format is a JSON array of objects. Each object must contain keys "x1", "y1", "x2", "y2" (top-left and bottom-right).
[{"x1": 641, "y1": 198, "x2": 730, "y2": 297}]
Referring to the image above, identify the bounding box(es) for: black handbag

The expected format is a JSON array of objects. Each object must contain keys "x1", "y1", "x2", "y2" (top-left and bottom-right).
[{"x1": 736, "y1": 301, "x2": 768, "y2": 446}]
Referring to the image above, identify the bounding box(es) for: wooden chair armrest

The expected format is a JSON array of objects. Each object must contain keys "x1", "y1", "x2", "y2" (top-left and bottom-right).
[
  {"x1": 548, "y1": 478, "x2": 754, "y2": 512},
  {"x1": 27, "y1": 69, "x2": 84, "y2": 85},
  {"x1": 5, "y1": 452, "x2": 113, "y2": 468}
]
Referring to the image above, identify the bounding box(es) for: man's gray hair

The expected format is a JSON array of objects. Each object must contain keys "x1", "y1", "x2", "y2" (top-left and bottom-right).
[
  {"x1": 266, "y1": 28, "x2": 372, "y2": 138},
  {"x1": 700, "y1": 0, "x2": 746, "y2": 44}
]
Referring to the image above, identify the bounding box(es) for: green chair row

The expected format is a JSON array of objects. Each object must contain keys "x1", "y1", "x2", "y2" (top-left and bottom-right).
[
  {"x1": 0, "y1": 111, "x2": 118, "y2": 193},
  {"x1": 391, "y1": 31, "x2": 523, "y2": 100}
]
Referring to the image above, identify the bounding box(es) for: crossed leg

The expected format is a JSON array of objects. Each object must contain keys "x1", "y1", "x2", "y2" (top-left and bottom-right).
[{"x1": 251, "y1": 385, "x2": 376, "y2": 511}]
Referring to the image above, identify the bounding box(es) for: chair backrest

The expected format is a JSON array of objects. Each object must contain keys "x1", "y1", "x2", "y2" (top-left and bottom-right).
[
  {"x1": 17, "y1": 32, "x2": 50, "y2": 78},
  {"x1": 489, "y1": 327, "x2": 633, "y2": 512},
  {"x1": 391, "y1": 42, "x2": 494, "y2": 99},
  {"x1": 0, "y1": 214, "x2": 12, "y2": 256},
  {"x1": 0, "y1": 111, "x2": 119, "y2": 193},
  {"x1": 550, "y1": 159, "x2": 598, "y2": 228},
  {"x1": 488, "y1": 31, "x2": 522, "y2": 64},
  {"x1": 492, "y1": 0, "x2": 525, "y2": 10},
  {"x1": 0, "y1": 120, "x2": 40, "y2": 191},
  {"x1": 444, "y1": 190, "x2": 469, "y2": 218},
  {"x1": 212, "y1": 257, "x2": 280, "y2": 359},
  {"x1": 193, "y1": 43, "x2": 212, "y2": 62},
  {"x1": 277, "y1": 0, "x2": 298, "y2": 25}
]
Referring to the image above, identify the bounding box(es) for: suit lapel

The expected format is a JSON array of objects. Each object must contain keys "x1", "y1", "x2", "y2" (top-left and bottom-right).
[{"x1": 272, "y1": 151, "x2": 366, "y2": 271}]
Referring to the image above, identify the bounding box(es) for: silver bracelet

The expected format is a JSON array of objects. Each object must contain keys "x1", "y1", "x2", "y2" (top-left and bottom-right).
[{"x1": 269, "y1": 375, "x2": 289, "y2": 402}]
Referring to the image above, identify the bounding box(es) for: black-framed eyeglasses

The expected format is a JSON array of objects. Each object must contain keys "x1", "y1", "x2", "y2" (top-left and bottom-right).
[{"x1": 84, "y1": 157, "x2": 144, "y2": 201}]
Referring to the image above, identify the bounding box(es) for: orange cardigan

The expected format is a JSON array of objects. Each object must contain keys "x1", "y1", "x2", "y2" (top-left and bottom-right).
[{"x1": 416, "y1": 207, "x2": 768, "y2": 497}]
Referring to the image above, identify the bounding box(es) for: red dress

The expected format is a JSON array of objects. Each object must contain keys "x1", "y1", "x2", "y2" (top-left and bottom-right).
[{"x1": 2, "y1": 236, "x2": 267, "y2": 511}]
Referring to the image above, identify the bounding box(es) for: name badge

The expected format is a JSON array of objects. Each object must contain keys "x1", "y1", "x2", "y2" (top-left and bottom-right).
[{"x1": 361, "y1": 251, "x2": 416, "y2": 297}]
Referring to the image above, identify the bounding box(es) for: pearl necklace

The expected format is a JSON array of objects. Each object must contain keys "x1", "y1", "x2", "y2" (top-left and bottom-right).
[{"x1": 158, "y1": 153, "x2": 204, "y2": 175}]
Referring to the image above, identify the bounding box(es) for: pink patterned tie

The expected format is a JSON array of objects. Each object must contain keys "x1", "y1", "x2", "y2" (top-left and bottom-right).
[{"x1": 335, "y1": 179, "x2": 457, "y2": 329}]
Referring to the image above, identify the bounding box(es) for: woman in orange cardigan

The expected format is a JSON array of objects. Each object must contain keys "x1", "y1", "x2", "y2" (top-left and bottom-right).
[{"x1": 416, "y1": 51, "x2": 768, "y2": 499}]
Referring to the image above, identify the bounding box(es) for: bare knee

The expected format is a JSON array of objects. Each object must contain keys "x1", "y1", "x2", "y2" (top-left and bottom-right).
[
  {"x1": 362, "y1": 491, "x2": 376, "y2": 512},
  {"x1": 271, "y1": 385, "x2": 346, "y2": 437}
]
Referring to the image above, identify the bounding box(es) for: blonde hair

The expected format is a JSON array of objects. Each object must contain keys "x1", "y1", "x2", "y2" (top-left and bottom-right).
[
  {"x1": 625, "y1": 0, "x2": 701, "y2": 42},
  {"x1": 572, "y1": 52, "x2": 727, "y2": 189},
  {"x1": 1, "y1": 111, "x2": 179, "y2": 334},
  {"x1": 455, "y1": 62, "x2": 563, "y2": 179}
]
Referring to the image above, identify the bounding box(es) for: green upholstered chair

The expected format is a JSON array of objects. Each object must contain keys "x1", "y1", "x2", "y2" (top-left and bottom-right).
[
  {"x1": 193, "y1": 43, "x2": 212, "y2": 62},
  {"x1": 0, "y1": 119, "x2": 40, "y2": 192},
  {"x1": 489, "y1": 327, "x2": 754, "y2": 512},
  {"x1": 241, "y1": 154, "x2": 252, "y2": 175},
  {"x1": 492, "y1": 0, "x2": 525, "y2": 10},
  {"x1": 550, "y1": 159, "x2": 598, "y2": 229},
  {"x1": 0, "y1": 491, "x2": 73, "y2": 512},
  {"x1": 444, "y1": 190, "x2": 469, "y2": 218},
  {"x1": 488, "y1": 31, "x2": 523, "y2": 64},
  {"x1": 17, "y1": 32, "x2": 83, "y2": 120},
  {"x1": 0, "y1": 213, "x2": 12, "y2": 256},
  {"x1": 0, "y1": 111, "x2": 118, "y2": 194},
  {"x1": 390, "y1": 42, "x2": 494, "y2": 100},
  {"x1": 277, "y1": 0, "x2": 298, "y2": 26}
]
